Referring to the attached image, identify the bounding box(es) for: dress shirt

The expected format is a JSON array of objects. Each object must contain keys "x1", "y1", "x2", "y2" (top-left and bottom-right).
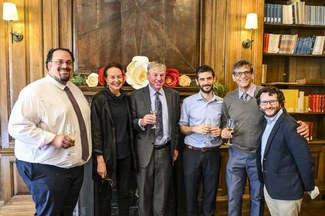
[
  {"x1": 148, "y1": 85, "x2": 169, "y2": 145},
  {"x1": 179, "y1": 92, "x2": 223, "y2": 147},
  {"x1": 8, "y1": 75, "x2": 91, "y2": 168},
  {"x1": 238, "y1": 84, "x2": 256, "y2": 100},
  {"x1": 261, "y1": 108, "x2": 283, "y2": 167}
]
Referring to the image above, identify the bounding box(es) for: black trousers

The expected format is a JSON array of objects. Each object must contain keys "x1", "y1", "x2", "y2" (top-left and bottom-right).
[
  {"x1": 182, "y1": 148, "x2": 221, "y2": 216},
  {"x1": 94, "y1": 155, "x2": 132, "y2": 216},
  {"x1": 16, "y1": 159, "x2": 84, "y2": 216}
]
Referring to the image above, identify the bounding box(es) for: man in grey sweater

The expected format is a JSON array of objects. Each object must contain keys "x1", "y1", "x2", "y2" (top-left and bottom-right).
[{"x1": 221, "y1": 60, "x2": 308, "y2": 216}]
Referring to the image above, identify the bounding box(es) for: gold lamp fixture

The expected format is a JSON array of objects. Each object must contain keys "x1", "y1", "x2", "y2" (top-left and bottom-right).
[
  {"x1": 242, "y1": 13, "x2": 258, "y2": 49},
  {"x1": 3, "y1": 2, "x2": 23, "y2": 43}
]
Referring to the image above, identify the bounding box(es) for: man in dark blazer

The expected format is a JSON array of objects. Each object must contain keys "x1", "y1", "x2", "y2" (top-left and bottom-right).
[
  {"x1": 256, "y1": 86, "x2": 315, "y2": 216},
  {"x1": 130, "y1": 61, "x2": 180, "y2": 216}
]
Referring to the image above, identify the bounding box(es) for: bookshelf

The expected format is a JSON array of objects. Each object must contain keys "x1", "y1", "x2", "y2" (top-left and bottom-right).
[{"x1": 262, "y1": 0, "x2": 325, "y2": 197}]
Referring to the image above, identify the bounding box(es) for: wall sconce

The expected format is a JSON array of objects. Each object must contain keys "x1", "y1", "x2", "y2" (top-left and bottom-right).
[
  {"x1": 242, "y1": 13, "x2": 258, "y2": 49},
  {"x1": 2, "y1": 2, "x2": 23, "y2": 43}
]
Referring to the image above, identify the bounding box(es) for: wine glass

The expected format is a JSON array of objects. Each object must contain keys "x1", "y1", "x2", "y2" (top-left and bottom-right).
[
  {"x1": 150, "y1": 110, "x2": 157, "y2": 129},
  {"x1": 204, "y1": 118, "x2": 212, "y2": 145},
  {"x1": 225, "y1": 119, "x2": 235, "y2": 146},
  {"x1": 65, "y1": 123, "x2": 76, "y2": 141}
]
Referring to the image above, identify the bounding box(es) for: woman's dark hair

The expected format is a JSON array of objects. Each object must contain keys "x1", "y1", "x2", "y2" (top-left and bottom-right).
[
  {"x1": 195, "y1": 65, "x2": 215, "y2": 80},
  {"x1": 255, "y1": 86, "x2": 285, "y2": 107},
  {"x1": 103, "y1": 62, "x2": 124, "y2": 86},
  {"x1": 45, "y1": 48, "x2": 74, "y2": 70}
]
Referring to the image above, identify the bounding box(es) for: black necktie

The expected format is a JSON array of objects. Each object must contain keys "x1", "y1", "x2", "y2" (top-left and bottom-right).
[
  {"x1": 155, "y1": 92, "x2": 163, "y2": 139},
  {"x1": 64, "y1": 86, "x2": 89, "y2": 161}
]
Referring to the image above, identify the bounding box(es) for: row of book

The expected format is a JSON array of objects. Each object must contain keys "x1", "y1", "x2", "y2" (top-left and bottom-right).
[
  {"x1": 264, "y1": 1, "x2": 325, "y2": 25},
  {"x1": 263, "y1": 33, "x2": 325, "y2": 55},
  {"x1": 281, "y1": 90, "x2": 325, "y2": 113}
]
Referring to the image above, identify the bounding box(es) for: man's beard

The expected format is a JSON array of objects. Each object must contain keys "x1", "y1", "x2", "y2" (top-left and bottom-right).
[{"x1": 200, "y1": 84, "x2": 212, "y2": 94}]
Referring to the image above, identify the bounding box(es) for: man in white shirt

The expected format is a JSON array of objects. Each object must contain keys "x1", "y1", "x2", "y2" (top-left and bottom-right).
[{"x1": 8, "y1": 48, "x2": 91, "y2": 215}]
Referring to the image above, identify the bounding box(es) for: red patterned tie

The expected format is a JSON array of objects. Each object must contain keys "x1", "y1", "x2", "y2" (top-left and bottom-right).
[{"x1": 64, "y1": 86, "x2": 89, "y2": 161}]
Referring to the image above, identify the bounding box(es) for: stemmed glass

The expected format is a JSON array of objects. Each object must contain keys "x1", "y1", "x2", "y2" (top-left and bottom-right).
[
  {"x1": 150, "y1": 110, "x2": 157, "y2": 129},
  {"x1": 225, "y1": 119, "x2": 235, "y2": 146},
  {"x1": 65, "y1": 123, "x2": 75, "y2": 141},
  {"x1": 204, "y1": 118, "x2": 212, "y2": 145}
]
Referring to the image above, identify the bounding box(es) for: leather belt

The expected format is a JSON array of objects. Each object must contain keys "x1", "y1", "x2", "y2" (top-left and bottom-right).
[
  {"x1": 185, "y1": 144, "x2": 219, "y2": 152},
  {"x1": 154, "y1": 141, "x2": 171, "y2": 150}
]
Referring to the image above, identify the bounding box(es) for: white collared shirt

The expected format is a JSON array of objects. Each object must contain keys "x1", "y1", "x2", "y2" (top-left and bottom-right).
[{"x1": 8, "y1": 75, "x2": 92, "y2": 168}]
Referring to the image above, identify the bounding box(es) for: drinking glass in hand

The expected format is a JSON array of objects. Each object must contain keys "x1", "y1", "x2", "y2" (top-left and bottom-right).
[
  {"x1": 65, "y1": 123, "x2": 75, "y2": 141},
  {"x1": 225, "y1": 119, "x2": 235, "y2": 146},
  {"x1": 204, "y1": 118, "x2": 212, "y2": 145},
  {"x1": 150, "y1": 110, "x2": 157, "y2": 129}
]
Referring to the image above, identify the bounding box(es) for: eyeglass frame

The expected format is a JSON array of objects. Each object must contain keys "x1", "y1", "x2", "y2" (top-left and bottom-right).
[
  {"x1": 232, "y1": 70, "x2": 252, "y2": 77},
  {"x1": 50, "y1": 59, "x2": 73, "y2": 66},
  {"x1": 259, "y1": 99, "x2": 278, "y2": 106}
]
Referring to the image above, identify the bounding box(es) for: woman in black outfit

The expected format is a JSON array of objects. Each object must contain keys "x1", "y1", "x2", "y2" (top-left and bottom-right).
[{"x1": 91, "y1": 63, "x2": 137, "y2": 216}]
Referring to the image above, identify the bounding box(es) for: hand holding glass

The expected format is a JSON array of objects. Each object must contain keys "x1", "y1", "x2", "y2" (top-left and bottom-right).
[
  {"x1": 150, "y1": 110, "x2": 157, "y2": 129},
  {"x1": 225, "y1": 119, "x2": 235, "y2": 146},
  {"x1": 65, "y1": 123, "x2": 76, "y2": 142},
  {"x1": 204, "y1": 118, "x2": 212, "y2": 145}
]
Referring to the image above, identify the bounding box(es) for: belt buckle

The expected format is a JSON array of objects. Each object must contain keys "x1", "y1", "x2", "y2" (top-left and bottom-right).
[{"x1": 201, "y1": 147, "x2": 208, "y2": 152}]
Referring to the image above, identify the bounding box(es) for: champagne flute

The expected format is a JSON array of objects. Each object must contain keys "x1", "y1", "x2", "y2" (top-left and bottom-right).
[
  {"x1": 225, "y1": 119, "x2": 235, "y2": 146},
  {"x1": 150, "y1": 110, "x2": 157, "y2": 129},
  {"x1": 204, "y1": 118, "x2": 212, "y2": 145},
  {"x1": 65, "y1": 123, "x2": 76, "y2": 141}
]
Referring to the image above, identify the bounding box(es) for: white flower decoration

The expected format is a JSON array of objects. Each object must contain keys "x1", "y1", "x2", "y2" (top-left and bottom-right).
[
  {"x1": 86, "y1": 73, "x2": 99, "y2": 87},
  {"x1": 126, "y1": 56, "x2": 149, "y2": 89}
]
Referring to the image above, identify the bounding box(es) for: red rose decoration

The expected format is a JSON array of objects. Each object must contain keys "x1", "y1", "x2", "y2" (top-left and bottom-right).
[
  {"x1": 98, "y1": 67, "x2": 105, "y2": 86},
  {"x1": 165, "y1": 68, "x2": 179, "y2": 88}
]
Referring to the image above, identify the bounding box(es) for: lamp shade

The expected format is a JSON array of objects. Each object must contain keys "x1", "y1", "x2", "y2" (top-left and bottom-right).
[
  {"x1": 3, "y1": 2, "x2": 19, "y2": 21},
  {"x1": 245, "y1": 13, "x2": 257, "y2": 29}
]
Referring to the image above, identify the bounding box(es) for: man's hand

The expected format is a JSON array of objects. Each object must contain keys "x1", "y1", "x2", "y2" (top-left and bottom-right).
[
  {"x1": 51, "y1": 135, "x2": 75, "y2": 149},
  {"x1": 221, "y1": 128, "x2": 233, "y2": 139},
  {"x1": 140, "y1": 114, "x2": 156, "y2": 127},
  {"x1": 191, "y1": 125, "x2": 210, "y2": 134},
  {"x1": 297, "y1": 120, "x2": 309, "y2": 139},
  {"x1": 210, "y1": 127, "x2": 221, "y2": 137}
]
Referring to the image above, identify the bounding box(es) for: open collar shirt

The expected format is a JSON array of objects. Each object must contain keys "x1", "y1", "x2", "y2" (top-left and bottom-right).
[
  {"x1": 261, "y1": 108, "x2": 283, "y2": 168},
  {"x1": 179, "y1": 92, "x2": 223, "y2": 147}
]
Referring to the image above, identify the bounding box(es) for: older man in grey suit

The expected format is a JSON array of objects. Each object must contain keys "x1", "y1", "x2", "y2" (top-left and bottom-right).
[{"x1": 130, "y1": 61, "x2": 180, "y2": 216}]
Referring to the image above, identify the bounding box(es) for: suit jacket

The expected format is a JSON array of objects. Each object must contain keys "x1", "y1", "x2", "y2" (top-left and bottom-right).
[
  {"x1": 130, "y1": 85, "x2": 180, "y2": 168},
  {"x1": 257, "y1": 111, "x2": 315, "y2": 200}
]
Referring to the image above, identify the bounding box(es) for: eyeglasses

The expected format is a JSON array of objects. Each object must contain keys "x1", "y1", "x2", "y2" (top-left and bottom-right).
[
  {"x1": 50, "y1": 60, "x2": 73, "y2": 66},
  {"x1": 233, "y1": 71, "x2": 252, "y2": 77},
  {"x1": 260, "y1": 100, "x2": 278, "y2": 106}
]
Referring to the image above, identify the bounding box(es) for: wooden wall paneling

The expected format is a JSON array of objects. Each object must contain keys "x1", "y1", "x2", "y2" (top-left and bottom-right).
[
  {"x1": 251, "y1": 0, "x2": 264, "y2": 86},
  {"x1": 10, "y1": 0, "x2": 27, "y2": 103},
  {"x1": 200, "y1": 0, "x2": 227, "y2": 84},
  {"x1": 224, "y1": 0, "x2": 242, "y2": 91},
  {"x1": 224, "y1": 0, "x2": 264, "y2": 91},
  {"x1": 0, "y1": 0, "x2": 10, "y2": 147},
  {"x1": 0, "y1": 149, "x2": 17, "y2": 203},
  {"x1": 28, "y1": 0, "x2": 45, "y2": 81},
  {"x1": 58, "y1": 0, "x2": 73, "y2": 49},
  {"x1": 43, "y1": 0, "x2": 59, "y2": 69}
]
